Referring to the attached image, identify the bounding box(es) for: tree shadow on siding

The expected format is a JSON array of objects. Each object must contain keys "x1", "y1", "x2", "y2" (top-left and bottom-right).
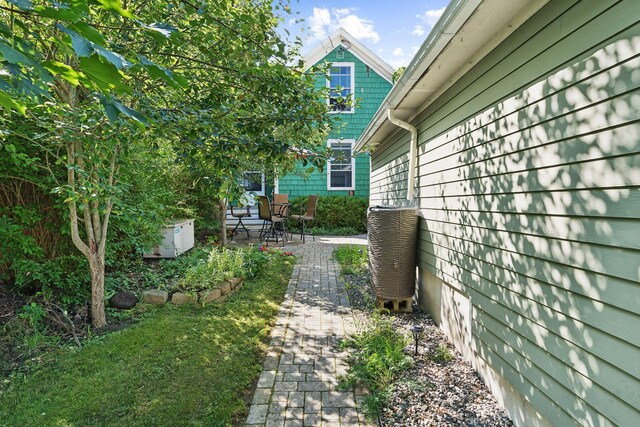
[{"x1": 426, "y1": 34, "x2": 640, "y2": 426}]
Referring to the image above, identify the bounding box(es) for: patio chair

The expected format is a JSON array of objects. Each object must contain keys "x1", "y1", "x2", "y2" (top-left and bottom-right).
[
  {"x1": 229, "y1": 204, "x2": 251, "y2": 239},
  {"x1": 290, "y1": 195, "x2": 318, "y2": 243},
  {"x1": 272, "y1": 193, "x2": 290, "y2": 218},
  {"x1": 257, "y1": 195, "x2": 287, "y2": 246}
]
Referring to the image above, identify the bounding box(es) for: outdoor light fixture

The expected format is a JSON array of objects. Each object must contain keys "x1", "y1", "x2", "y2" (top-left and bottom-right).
[{"x1": 410, "y1": 324, "x2": 424, "y2": 356}]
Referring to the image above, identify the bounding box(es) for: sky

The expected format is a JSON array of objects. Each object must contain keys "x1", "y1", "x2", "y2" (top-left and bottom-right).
[{"x1": 282, "y1": 0, "x2": 451, "y2": 69}]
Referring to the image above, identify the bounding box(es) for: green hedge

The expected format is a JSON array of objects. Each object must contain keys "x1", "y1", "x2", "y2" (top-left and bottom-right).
[{"x1": 288, "y1": 195, "x2": 368, "y2": 234}]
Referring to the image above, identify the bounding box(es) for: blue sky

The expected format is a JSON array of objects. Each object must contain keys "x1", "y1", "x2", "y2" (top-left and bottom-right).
[{"x1": 282, "y1": 0, "x2": 451, "y2": 69}]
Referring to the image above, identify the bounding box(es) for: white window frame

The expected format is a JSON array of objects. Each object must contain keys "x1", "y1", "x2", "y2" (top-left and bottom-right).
[
  {"x1": 326, "y1": 139, "x2": 355, "y2": 191},
  {"x1": 326, "y1": 62, "x2": 355, "y2": 114},
  {"x1": 242, "y1": 171, "x2": 265, "y2": 196}
]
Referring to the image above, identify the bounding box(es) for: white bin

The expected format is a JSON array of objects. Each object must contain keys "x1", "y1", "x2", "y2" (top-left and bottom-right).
[{"x1": 143, "y1": 219, "x2": 195, "y2": 258}]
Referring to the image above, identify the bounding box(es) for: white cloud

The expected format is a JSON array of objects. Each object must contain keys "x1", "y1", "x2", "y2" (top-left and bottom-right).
[
  {"x1": 412, "y1": 25, "x2": 425, "y2": 36},
  {"x1": 333, "y1": 8, "x2": 352, "y2": 18},
  {"x1": 392, "y1": 47, "x2": 404, "y2": 56},
  {"x1": 338, "y1": 14, "x2": 379, "y2": 43},
  {"x1": 389, "y1": 58, "x2": 408, "y2": 69},
  {"x1": 421, "y1": 7, "x2": 445, "y2": 28},
  {"x1": 304, "y1": 8, "x2": 380, "y2": 44},
  {"x1": 308, "y1": 7, "x2": 332, "y2": 42}
]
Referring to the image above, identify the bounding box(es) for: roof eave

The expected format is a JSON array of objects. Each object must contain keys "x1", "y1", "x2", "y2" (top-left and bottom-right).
[
  {"x1": 302, "y1": 27, "x2": 394, "y2": 82},
  {"x1": 355, "y1": 0, "x2": 549, "y2": 153}
]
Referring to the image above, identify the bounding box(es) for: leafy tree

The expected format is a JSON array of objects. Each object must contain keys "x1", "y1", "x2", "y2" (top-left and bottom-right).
[
  {"x1": 392, "y1": 66, "x2": 406, "y2": 83},
  {"x1": 1, "y1": 0, "x2": 335, "y2": 327}
]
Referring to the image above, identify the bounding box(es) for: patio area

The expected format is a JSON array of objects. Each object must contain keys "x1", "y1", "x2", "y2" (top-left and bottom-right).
[{"x1": 245, "y1": 236, "x2": 375, "y2": 426}]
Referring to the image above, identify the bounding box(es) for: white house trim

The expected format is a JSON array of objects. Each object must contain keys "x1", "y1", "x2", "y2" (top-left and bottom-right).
[
  {"x1": 326, "y1": 139, "x2": 356, "y2": 191},
  {"x1": 303, "y1": 27, "x2": 394, "y2": 83},
  {"x1": 327, "y1": 62, "x2": 355, "y2": 114},
  {"x1": 354, "y1": 0, "x2": 549, "y2": 153}
]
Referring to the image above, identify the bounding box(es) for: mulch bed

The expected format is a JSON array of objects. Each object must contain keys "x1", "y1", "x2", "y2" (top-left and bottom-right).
[
  {"x1": 341, "y1": 272, "x2": 513, "y2": 426},
  {"x1": 0, "y1": 285, "x2": 25, "y2": 326}
]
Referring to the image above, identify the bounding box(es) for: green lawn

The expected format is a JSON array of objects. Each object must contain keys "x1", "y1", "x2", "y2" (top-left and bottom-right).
[{"x1": 0, "y1": 256, "x2": 294, "y2": 427}]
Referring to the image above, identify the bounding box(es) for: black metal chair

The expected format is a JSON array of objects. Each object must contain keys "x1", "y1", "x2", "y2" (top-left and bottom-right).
[
  {"x1": 290, "y1": 195, "x2": 318, "y2": 243},
  {"x1": 229, "y1": 204, "x2": 251, "y2": 239},
  {"x1": 257, "y1": 195, "x2": 287, "y2": 246}
]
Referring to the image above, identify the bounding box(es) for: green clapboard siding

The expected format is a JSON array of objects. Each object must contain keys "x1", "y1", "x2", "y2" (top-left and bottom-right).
[
  {"x1": 279, "y1": 47, "x2": 391, "y2": 197},
  {"x1": 370, "y1": 0, "x2": 640, "y2": 425}
]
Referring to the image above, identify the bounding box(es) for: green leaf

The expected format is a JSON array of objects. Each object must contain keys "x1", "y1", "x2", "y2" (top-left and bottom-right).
[
  {"x1": 58, "y1": 25, "x2": 130, "y2": 69},
  {"x1": 69, "y1": 22, "x2": 106, "y2": 46},
  {"x1": 99, "y1": 96, "x2": 120, "y2": 122},
  {"x1": 6, "y1": 0, "x2": 33, "y2": 11},
  {"x1": 78, "y1": 55, "x2": 130, "y2": 94},
  {"x1": 173, "y1": 74, "x2": 189, "y2": 89},
  {"x1": 0, "y1": 40, "x2": 38, "y2": 66},
  {"x1": 41, "y1": 61, "x2": 82, "y2": 86},
  {"x1": 96, "y1": 0, "x2": 134, "y2": 18},
  {"x1": 34, "y1": 5, "x2": 82, "y2": 21},
  {"x1": 57, "y1": 25, "x2": 93, "y2": 57},
  {"x1": 0, "y1": 91, "x2": 27, "y2": 115},
  {"x1": 115, "y1": 102, "x2": 147, "y2": 125},
  {"x1": 138, "y1": 22, "x2": 176, "y2": 38}
]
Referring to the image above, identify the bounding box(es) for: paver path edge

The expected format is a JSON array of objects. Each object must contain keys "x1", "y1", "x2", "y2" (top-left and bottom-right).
[{"x1": 246, "y1": 237, "x2": 375, "y2": 427}]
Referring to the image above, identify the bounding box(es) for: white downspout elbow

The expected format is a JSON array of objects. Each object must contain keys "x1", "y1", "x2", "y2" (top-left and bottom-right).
[{"x1": 387, "y1": 108, "x2": 418, "y2": 200}]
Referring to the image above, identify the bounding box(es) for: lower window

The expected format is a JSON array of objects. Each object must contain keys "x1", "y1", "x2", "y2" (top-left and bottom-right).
[{"x1": 327, "y1": 139, "x2": 355, "y2": 190}]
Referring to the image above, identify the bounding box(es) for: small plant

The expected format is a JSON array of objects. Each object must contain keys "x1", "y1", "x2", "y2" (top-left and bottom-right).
[
  {"x1": 19, "y1": 302, "x2": 46, "y2": 330},
  {"x1": 176, "y1": 246, "x2": 289, "y2": 292},
  {"x1": 334, "y1": 245, "x2": 368, "y2": 275},
  {"x1": 430, "y1": 344, "x2": 454, "y2": 363},
  {"x1": 340, "y1": 313, "x2": 413, "y2": 420},
  {"x1": 12, "y1": 256, "x2": 90, "y2": 308}
]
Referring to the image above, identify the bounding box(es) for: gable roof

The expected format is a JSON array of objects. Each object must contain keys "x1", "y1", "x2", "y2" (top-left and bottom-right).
[
  {"x1": 354, "y1": 0, "x2": 549, "y2": 152},
  {"x1": 303, "y1": 27, "x2": 394, "y2": 83}
]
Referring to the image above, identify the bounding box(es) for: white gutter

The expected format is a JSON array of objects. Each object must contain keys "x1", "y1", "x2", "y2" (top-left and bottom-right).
[
  {"x1": 387, "y1": 108, "x2": 417, "y2": 201},
  {"x1": 354, "y1": 0, "x2": 477, "y2": 153},
  {"x1": 355, "y1": 0, "x2": 547, "y2": 153}
]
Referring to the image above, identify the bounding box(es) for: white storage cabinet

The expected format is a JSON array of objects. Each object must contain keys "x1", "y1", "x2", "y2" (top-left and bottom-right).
[{"x1": 143, "y1": 219, "x2": 195, "y2": 258}]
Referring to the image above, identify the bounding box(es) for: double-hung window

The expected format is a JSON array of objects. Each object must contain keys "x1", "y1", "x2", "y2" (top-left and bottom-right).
[
  {"x1": 327, "y1": 139, "x2": 355, "y2": 190},
  {"x1": 328, "y1": 62, "x2": 354, "y2": 113}
]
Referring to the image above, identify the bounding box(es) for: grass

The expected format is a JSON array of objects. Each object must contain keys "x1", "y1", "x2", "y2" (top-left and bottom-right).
[
  {"x1": 333, "y1": 245, "x2": 368, "y2": 275},
  {"x1": 333, "y1": 245, "x2": 412, "y2": 420},
  {"x1": 0, "y1": 255, "x2": 294, "y2": 427},
  {"x1": 339, "y1": 314, "x2": 413, "y2": 420}
]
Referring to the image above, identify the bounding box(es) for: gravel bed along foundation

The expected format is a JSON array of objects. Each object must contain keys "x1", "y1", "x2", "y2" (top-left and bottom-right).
[{"x1": 342, "y1": 271, "x2": 513, "y2": 427}]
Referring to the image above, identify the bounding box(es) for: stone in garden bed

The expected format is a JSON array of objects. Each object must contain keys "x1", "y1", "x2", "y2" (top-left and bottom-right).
[
  {"x1": 142, "y1": 289, "x2": 168, "y2": 305},
  {"x1": 229, "y1": 277, "x2": 244, "y2": 290},
  {"x1": 171, "y1": 292, "x2": 197, "y2": 305},
  {"x1": 199, "y1": 289, "x2": 222, "y2": 305},
  {"x1": 219, "y1": 281, "x2": 232, "y2": 296},
  {"x1": 109, "y1": 290, "x2": 138, "y2": 309}
]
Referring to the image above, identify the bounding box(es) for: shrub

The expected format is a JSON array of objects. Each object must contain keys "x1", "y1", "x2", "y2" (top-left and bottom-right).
[
  {"x1": 288, "y1": 195, "x2": 368, "y2": 234},
  {"x1": 340, "y1": 313, "x2": 412, "y2": 419},
  {"x1": 12, "y1": 256, "x2": 90, "y2": 307},
  {"x1": 176, "y1": 246, "x2": 293, "y2": 293},
  {"x1": 178, "y1": 248, "x2": 244, "y2": 292}
]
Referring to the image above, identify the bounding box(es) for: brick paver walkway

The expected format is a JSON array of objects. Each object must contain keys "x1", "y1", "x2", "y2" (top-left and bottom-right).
[{"x1": 246, "y1": 237, "x2": 374, "y2": 426}]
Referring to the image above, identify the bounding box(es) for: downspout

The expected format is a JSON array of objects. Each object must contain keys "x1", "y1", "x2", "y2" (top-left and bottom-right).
[{"x1": 387, "y1": 108, "x2": 417, "y2": 201}]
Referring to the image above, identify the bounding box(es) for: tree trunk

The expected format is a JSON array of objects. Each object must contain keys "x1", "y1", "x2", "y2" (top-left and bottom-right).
[
  {"x1": 88, "y1": 252, "x2": 107, "y2": 328},
  {"x1": 219, "y1": 200, "x2": 228, "y2": 247}
]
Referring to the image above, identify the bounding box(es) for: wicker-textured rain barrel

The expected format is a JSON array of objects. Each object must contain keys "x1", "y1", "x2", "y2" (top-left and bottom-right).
[{"x1": 368, "y1": 206, "x2": 418, "y2": 300}]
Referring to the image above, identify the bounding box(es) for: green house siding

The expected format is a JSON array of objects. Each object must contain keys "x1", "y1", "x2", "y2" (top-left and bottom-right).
[
  {"x1": 278, "y1": 152, "x2": 370, "y2": 198},
  {"x1": 279, "y1": 48, "x2": 391, "y2": 197},
  {"x1": 370, "y1": 1, "x2": 639, "y2": 426}
]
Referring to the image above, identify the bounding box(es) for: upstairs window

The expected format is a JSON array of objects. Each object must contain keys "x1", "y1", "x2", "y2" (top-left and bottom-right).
[
  {"x1": 327, "y1": 139, "x2": 355, "y2": 190},
  {"x1": 328, "y1": 63, "x2": 354, "y2": 113}
]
